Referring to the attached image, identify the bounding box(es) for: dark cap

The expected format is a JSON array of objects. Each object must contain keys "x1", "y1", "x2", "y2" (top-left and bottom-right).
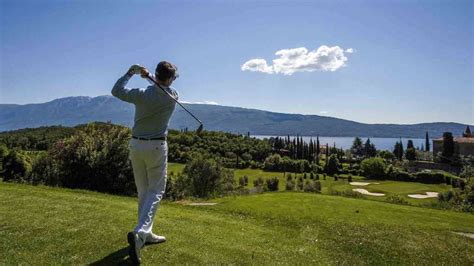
[{"x1": 155, "y1": 61, "x2": 179, "y2": 81}]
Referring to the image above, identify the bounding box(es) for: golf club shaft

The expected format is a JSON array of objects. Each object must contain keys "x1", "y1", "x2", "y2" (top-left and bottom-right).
[{"x1": 146, "y1": 75, "x2": 203, "y2": 126}]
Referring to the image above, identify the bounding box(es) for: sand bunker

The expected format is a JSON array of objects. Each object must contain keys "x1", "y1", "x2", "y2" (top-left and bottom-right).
[
  {"x1": 350, "y1": 182, "x2": 371, "y2": 186},
  {"x1": 352, "y1": 188, "x2": 385, "y2": 196},
  {"x1": 187, "y1": 202, "x2": 218, "y2": 206},
  {"x1": 407, "y1": 192, "x2": 439, "y2": 199},
  {"x1": 453, "y1": 232, "x2": 474, "y2": 239},
  {"x1": 350, "y1": 182, "x2": 380, "y2": 186}
]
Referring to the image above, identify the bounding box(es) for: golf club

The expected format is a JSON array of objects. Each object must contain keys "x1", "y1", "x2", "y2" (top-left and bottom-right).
[{"x1": 145, "y1": 73, "x2": 204, "y2": 134}]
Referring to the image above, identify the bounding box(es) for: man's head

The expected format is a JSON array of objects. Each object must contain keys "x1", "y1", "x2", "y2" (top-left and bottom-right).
[{"x1": 155, "y1": 61, "x2": 178, "y2": 87}]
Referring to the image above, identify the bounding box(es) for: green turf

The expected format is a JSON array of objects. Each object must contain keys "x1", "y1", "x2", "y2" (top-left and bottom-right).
[
  {"x1": 169, "y1": 163, "x2": 452, "y2": 205},
  {"x1": 1, "y1": 182, "x2": 473, "y2": 264}
]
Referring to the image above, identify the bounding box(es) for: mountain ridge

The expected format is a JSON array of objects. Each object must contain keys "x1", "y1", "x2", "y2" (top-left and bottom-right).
[{"x1": 0, "y1": 95, "x2": 471, "y2": 138}]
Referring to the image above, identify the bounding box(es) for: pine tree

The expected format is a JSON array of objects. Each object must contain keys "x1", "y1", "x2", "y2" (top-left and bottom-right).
[{"x1": 351, "y1": 137, "x2": 364, "y2": 157}]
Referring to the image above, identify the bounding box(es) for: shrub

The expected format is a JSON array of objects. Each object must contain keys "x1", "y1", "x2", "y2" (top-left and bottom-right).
[
  {"x1": 389, "y1": 170, "x2": 415, "y2": 182},
  {"x1": 304, "y1": 180, "x2": 322, "y2": 193},
  {"x1": 314, "y1": 180, "x2": 322, "y2": 192},
  {"x1": 183, "y1": 155, "x2": 234, "y2": 198},
  {"x1": 310, "y1": 172, "x2": 314, "y2": 179},
  {"x1": 385, "y1": 195, "x2": 410, "y2": 205},
  {"x1": 329, "y1": 188, "x2": 366, "y2": 199},
  {"x1": 0, "y1": 143, "x2": 9, "y2": 174},
  {"x1": 414, "y1": 172, "x2": 446, "y2": 184},
  {"x1": 437, "y1": 180, "x2": 473, "y2": 212},
  {"x1": 265, "y1": 177, "x2": 279, "y2": 191},
  {"x1": 285, "y1": 179, "x2": 295, "y2": 191},
  {"x1": 361, "y1": 158, "x2": 387, "y2": 179},
  {"x1": 348, "y1": 174, "x2": 353, "y2": 182},
  {"x1": 304, "y1": 180, "x2": 313, "y2": 192},
  {"x1": 2, "y1": 150, "x2": 32, "y2": 182},
  {"x1": 297, "y1": 176, "x2": 304, "y2": 191},
  {"x1": 29, "y1": 152, "x2": 58, "y2": 185},
  {"x1": 253, "y1": 176, "x2": 265, "y2": 190},
  {"x1": 238, "y1": 176, "x2": 246, "y2": 187},
  {"x1": 334, "y1": 174, "x2": 339, "y2": 181},
  {"x1": 44, "y1": 123, "x2": 135, "y2": 195},
  {"x1": 243, "y1": 175, "x2": 249, "y2": 186}
]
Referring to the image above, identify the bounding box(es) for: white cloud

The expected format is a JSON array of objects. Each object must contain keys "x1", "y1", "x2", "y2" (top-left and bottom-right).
[
  {"x1": 319, "y1": 111, "x2": 329, "y2": 114},
  {"x1": 241, "y1": 59, "x2": 274, "y2": 74},
  {"x1": 241, "y1": 45, "x2": 353, "y2": 75},
  {"x1": 181, "y1": 100, "x2": 219, "y2": 105}
]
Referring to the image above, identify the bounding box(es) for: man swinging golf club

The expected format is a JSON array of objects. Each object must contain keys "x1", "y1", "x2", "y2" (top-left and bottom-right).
[{"x1": 111, "y1": 61, "x2": 179, "y2": 264}]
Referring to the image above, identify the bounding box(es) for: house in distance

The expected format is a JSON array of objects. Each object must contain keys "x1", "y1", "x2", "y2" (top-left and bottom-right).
[{"x1": 433, "y1": 126, "x2": 474, "y2": 157}]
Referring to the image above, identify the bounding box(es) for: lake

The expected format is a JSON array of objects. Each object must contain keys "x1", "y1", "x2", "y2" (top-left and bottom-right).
[{"x1": 253, "y1": 135, "x2": 430, "y2": 151}]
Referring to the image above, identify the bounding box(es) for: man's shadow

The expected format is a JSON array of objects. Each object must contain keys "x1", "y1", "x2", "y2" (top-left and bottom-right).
[
  {"x1": 90, "y1": 247, "x2": 131, "y2": 266},
  {"x1": 90, "y1": 242, "x2": 165, "y2": 265}
]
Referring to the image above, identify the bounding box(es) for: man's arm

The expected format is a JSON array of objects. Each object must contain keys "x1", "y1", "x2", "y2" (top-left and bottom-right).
[{"x1": 111, "y1": 65, "x2": 150, "y2": 103}]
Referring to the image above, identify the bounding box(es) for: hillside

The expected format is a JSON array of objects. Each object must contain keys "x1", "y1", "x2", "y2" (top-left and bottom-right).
[
  {"x1": 1, "y1": 182, "x2": 473, "y2": 264},
  {"x1": 1, "y1": 96, "x2": 471, "y2": 137}
]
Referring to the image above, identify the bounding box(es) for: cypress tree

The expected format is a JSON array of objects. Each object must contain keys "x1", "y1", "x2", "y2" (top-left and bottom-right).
[
  {"x1": 325, "y1": 143, "x2": 329, "y2": 158},
  {"x1": 407, "y1": 139, "x2": 414, "y2": 149},
  {"x1": 425, "y1": 131, "x2": 430, "y2": 152},
  {"x1": 442, "y1": 132, "x2": 454, "y2": 158},
  {"x1": 316, "y1": 136, "x2": 320, "y2": 162}
]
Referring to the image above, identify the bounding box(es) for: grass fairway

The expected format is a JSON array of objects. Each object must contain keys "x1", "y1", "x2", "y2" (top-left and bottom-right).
[
  {"x1": 1, "y1": 182, "x2": 473, "y2": 265},
  {"x1": 170, "y1": 163, "x2": 451, "y2": 205}
]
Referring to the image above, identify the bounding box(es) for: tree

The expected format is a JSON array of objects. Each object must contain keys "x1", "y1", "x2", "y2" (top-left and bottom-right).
[
  {"x1": 182, "y1": 156, "x2": 235, "y2": 197},
  {"x1": 351, "y1": 137, "x2": 364, "y2": 157},
  {"x1": 0, "y1": 143, "x2": 9, "y2": 174},
  {"x1": 405, "y1": 139, "x2": 416, "y2": 161},
  {"x1": 361, "y1": 158, "x2": 387, "y2": 179},
  {"x1": 2, "y1": 150, "x2": 32, "y2": 182},
  {"x1": 442, "y1": 132, "x2": 455, "y2": 158},
  {"x1": 364, "y1": 138, "x2": 377, "y2": 157},
  {"x1": 325, "y1": 143, "x2": 329, "y2": 159},
  {"x1": 407, "y1": 140, "x2": 414, "y2": 149},
  {"x1": 393, "y1": 140, "x2": 404, "y2": 161},
  {"x1": 379, "y1": 150, "x2": 395, "y2": 161},
  {"x1": 263, "y1": 154, "x2": 281, "y2": 171},
  {"x1": 425, "y1": 131, "x2": 430, "y2": 152},
  {"x1": 316, "y1": 136, "x2": 320, "y2": 163},
  {"x1": 325, "y1": 154, "x2": 340, "y2": 175}
]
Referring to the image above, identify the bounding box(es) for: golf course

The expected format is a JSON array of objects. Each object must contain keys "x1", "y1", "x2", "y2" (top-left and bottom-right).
[
  {"x1": 1, "y1": 182, "x2": 473, "y2": 265},
  {"x1": 169, "y1": 163, "x2": 453, "y2": 206}
]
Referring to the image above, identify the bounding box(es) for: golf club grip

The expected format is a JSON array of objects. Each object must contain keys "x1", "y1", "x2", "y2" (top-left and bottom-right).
[{"x1": 146, "y1": 75, "x2": 203, "y2": 126}]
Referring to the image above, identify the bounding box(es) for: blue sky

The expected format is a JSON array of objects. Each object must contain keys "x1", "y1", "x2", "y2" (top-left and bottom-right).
[{"x1": 1, "y1": 0, "x2": 472, "y2": 125}]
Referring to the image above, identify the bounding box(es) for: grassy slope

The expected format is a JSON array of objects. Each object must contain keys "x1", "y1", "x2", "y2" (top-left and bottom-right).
[{"x1": 1, "y1": 182, "x2": 473, "y2": 265}]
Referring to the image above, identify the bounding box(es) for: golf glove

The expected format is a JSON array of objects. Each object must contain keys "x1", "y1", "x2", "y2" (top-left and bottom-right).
[{"x1": 128, "y1": 64, "x2": 149, "y2": 77}]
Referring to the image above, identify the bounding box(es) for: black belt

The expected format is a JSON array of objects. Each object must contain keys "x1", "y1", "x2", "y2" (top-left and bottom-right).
[{"x1": 132, "y1": 136, "x2": 166, "y2": 141}]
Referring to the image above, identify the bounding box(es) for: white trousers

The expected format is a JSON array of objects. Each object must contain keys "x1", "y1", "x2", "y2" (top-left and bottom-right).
[{"x1": 128, "y1": 138, "x2": 167, "y2": 241}]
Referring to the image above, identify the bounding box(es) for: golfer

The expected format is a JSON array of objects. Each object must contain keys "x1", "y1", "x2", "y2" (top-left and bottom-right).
[{"x1": 111, "y1": 61, "x2": 179, "y2": 264}]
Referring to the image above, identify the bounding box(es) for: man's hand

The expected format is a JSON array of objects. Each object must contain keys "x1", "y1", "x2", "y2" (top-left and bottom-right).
[{"x1": 127, "y1": 64, "x2": 150, "y2": 78}]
